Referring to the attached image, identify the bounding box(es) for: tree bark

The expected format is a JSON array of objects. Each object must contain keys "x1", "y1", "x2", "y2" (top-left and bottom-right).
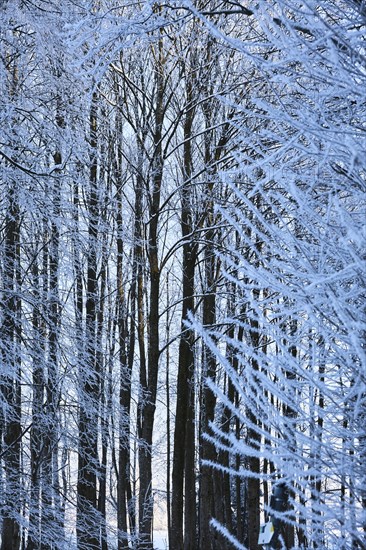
[
  {"x1": 171, "y1": 70, "x2": 198, "y2": 550},
  {"x1": 138, "y1": 36, "x2": 164, "y2": 549},
  {"x1": 1, "y1": 185, "x2": 21, "y2": 550},
  {"x1": 77, "y1": 91, "x2": 100, "y2": 549}
]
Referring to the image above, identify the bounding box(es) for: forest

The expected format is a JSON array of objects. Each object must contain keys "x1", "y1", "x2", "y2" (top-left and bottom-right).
[{"x1": 0, "y1": 1, "x2": 365, "y2": 549}]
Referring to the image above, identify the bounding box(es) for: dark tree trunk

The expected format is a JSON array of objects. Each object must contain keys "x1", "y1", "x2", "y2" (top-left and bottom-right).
[
  {"x1": 1, "y1": 185, "x2": 21, "y2": 550},
  {"x1": 245, "y1": 255, "x2": 261, "y2": 550},
  {"x1": 138, "y1": 36, "x2": 164, "y2": 549},
  {"x1": 27, "y1": 251, "x2": 45, "y2": 550},
  {"x1": 77, "y1": 92, "x2": 100, "y2": 550},
  {"x1": 116, "y1": 169, "x2": 134, "y2": 549},
  {"x1": 41, "y1": 147, "x2": 63, "y2": 548},
  {"x1": 198, "y1": 231, "x2": 218, "y2": 550},
  {"x1": 171, "y1": 72, "x2": 198, "y2": 550}
]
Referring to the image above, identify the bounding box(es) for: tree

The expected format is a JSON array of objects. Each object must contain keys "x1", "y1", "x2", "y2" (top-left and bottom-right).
[
  {"x1": 192, "y1": 0, "x2": 366, "y2": 547},
  {"x1": 0, "y1": 4, "x2": 71, "y2": 547}
]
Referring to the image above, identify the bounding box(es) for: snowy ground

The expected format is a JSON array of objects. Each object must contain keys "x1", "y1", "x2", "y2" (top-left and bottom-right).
[{"x1": 153, "y1": 531, "x2": 168, "y2": 549}]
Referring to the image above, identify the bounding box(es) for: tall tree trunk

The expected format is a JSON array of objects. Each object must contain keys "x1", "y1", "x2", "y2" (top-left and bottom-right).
[
  {"x1": 40, "y1": 142, "x2": 63, "y2": 548},
  {"x1": 245, "y1": 222, "x2": 262, "y2": 550},
  {"x1": 77, "y1": 91, "x2": 100, "y2": 549},
  {"x1": 138, "y1": 36, "x2": 164, "y2": 549},
  {"x1": 165, "y1": 274, "x2": 172, "y2": 543},
  {"x1": 116, "y1": 173, "x2": 133, "y2": 549},
  {"x1": 97, "y1": 241, "x2": 108, "y2": 550},
  {"x1": 27, "y1": 240, "x2": 45, "y2": 550},
  {"x1": 310, "y1": 334, "x2": 325, "y2": 549},
  {"x1": 171, "y1": 71, "x2": 198, "y2": 550},
  {"x1": 0, "y1": 184, "x2": 21, "y2": 550},
  {"x1": 198, "y1": 234, "x2": 218, "y2": 550},
  {"x1": 0, "y1": 40, "x2": 21, "y2": 550}
]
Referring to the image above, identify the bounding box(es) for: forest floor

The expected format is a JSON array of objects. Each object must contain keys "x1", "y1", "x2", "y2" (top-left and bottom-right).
[{"x1": 153, "y1": 530, "x2": 168, "y2": 549}]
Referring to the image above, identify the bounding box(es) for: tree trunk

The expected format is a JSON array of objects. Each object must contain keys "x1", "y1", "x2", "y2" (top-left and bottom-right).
[
  {"x1": 116, "y1": 173, "x2": 134, "y2": 549},
  {"x1": 198, "y1": 233, "x2": 218, "y2": 550},
  {"x1": 77, "y1": 91, "x2": 100, "y2": 549},
  {"x1": 1, "y1": 185, "x2": 21, "y2": 550},
  {"x1": 171, "y1": 71, "x2": 198, "y2": 550},
  {"x1": 138, "y1": 36, "x2": 164, "y2": 549}
]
